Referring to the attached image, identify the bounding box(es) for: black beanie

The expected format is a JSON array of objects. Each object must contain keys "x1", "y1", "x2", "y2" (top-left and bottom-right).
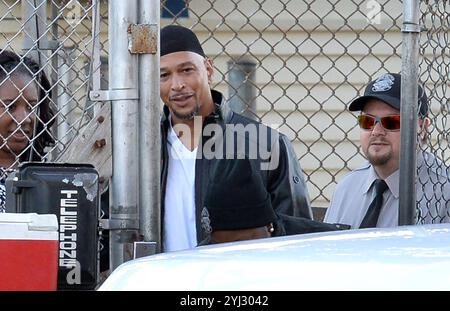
[
  {"x1": 204, "y1": 159, "x2": 276, "y2": 231},
  {"x1": 160, "y1": 25, "x2": 206, "y2": 57}
]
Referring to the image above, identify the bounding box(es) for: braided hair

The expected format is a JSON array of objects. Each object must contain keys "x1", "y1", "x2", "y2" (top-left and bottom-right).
[{"x1": 0, "y1": 50, "x2": 55, "y2": 162}]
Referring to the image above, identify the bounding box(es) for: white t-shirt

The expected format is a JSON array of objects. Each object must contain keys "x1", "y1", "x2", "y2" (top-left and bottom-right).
[{"x1": 163, "y1": 124, "x2": 198, "y2": 252}]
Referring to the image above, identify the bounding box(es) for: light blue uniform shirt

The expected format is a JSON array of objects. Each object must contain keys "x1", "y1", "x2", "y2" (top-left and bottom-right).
[{"x1": 325, "y1": 151, "x2": 450, "y2": 228}]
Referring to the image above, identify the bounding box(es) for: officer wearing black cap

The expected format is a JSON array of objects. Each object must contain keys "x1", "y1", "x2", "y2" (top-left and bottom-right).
[
  {"x1": 348, "y1": 72, "x2": 428, "y2": 117},
  {"x1": 159, "y1": 25, "x2": 313, "y2": 252},
  {"x1": 325, "y1": 73, "x2": 450, "y2": 228}
]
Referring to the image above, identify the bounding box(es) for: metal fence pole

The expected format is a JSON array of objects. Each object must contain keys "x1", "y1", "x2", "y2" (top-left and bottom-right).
[
  {"x1": 138, "y1": 0, "x2": 161, "y2": 253},
  {"x1": 399, "y1": 0, "x2": 421, "y2": 225},
  {"x1": 57, "y1": 49, "x2": 75, "y2": 147},
  {"x1": 92, "y1": 0, "x2": 102, "y2": 116},
  {"x1": 21, "y1": 0, "x2": 47, "y2": 64},
  {"x1": 227, "y1": 58, "x2": 257, "y2": 120},
  {"x1": 108, "y1": 0, "x2": 139, "y2": 270}
]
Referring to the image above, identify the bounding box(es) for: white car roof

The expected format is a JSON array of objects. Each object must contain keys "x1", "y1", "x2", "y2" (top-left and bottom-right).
[{"x1": 99, "y1": 224, "x2": 450, "y2": 290}]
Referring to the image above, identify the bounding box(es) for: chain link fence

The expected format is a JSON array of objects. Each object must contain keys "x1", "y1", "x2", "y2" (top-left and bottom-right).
[
  {"x1": 162, "y1": 0, "x2": 449, "y2": 221},
  {"x1": 0, "y1": 0, "x2": 448, "y2": 221},
  {"x1": 417, "y1": 0, "x2": 450, "y2": 223},
  {"x1": 0, "y1": 0, "x2": 109, "y2": 166},
  {"x1": 161, "y1": 0, "x2": 378, "y2": 210}
]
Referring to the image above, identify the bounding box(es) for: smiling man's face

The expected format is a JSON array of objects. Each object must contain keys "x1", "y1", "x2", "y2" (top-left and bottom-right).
[{"x1": 160, "y1": 51, "x2": 214, "y2": 124}]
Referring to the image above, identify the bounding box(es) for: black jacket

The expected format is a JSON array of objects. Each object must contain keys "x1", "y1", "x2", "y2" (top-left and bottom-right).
[{"x1": 161, "y1": 90, "x2": 313, "y2": 243}]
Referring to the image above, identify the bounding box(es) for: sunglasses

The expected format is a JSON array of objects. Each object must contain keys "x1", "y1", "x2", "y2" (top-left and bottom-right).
[{"x1": 357, "y1": 114, "x2": 401, "y2": 131}]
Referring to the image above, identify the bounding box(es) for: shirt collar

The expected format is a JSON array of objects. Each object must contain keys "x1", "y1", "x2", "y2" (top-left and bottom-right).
[
  {"x1": 363, "y1": 164, "x2": 399, "y2": 198},
  {"x1": 385, "y1": 169, "x2": 399, "y2": 199},
  {"x1": 363, "y1": 165, "x2": 380, "y2": 194}
]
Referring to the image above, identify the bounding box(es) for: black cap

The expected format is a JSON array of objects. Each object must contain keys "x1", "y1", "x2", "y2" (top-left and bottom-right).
[
  {"x1": 349, "y1": 73, "x2": 428, "y2": 117},
  {"x1": 160, "y1": 25, "x2": 206, "y2": 57},
  {"x1": 204, "y1": 159, "x2": 276, "y2": 231}
]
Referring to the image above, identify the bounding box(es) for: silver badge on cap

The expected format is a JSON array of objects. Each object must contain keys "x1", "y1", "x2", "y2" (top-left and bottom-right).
[{"x1": 372, "y1": 73, "x2": 395, "y2": 92}]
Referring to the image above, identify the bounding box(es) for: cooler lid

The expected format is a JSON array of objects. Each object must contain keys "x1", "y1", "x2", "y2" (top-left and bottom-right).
[{"x1": 0, "y1": 213, "x2": 58, "y2": 232}]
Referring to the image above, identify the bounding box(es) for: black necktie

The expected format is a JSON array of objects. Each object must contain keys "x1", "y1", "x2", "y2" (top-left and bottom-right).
[{"x1": 359, "y1": 179, "x2": 388, "y2": 228}]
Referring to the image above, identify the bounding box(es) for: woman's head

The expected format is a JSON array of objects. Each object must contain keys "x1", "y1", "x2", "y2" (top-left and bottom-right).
[{"x1": 0, "y1": 50, "x2": 55, "y2": 167}]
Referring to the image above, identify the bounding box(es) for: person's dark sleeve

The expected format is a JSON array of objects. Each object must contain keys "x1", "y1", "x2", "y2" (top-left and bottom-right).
[
  {"x1": 267, "y1": 133, "x2": 313, "y2": 221},
  {"x1": 274, "y1": 214, "x2": 351, "y2": 236}
]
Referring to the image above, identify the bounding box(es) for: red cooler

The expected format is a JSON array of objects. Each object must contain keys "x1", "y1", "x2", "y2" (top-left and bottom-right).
[{"x1": 0, "y1": 213, "x2": 58, "y2": 291}]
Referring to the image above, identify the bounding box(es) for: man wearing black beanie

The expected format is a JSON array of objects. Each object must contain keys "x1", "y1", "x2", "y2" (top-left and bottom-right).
[{"x1": 159, "y1": 25, "x2": 314, "y2": 252}]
